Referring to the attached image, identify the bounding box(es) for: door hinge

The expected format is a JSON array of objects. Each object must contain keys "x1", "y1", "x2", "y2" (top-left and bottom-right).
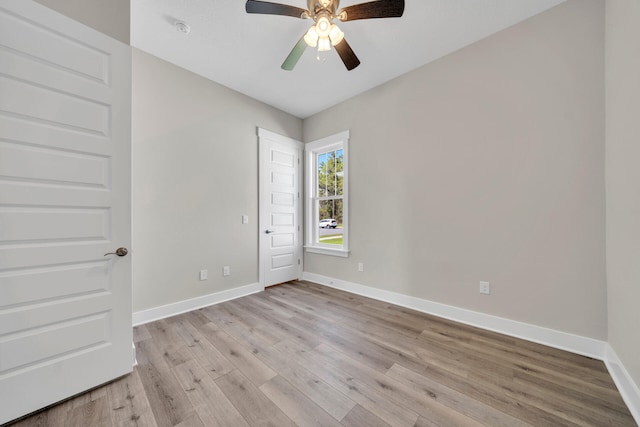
[{"x1": 298, "y1": 259, "x2": 301, "y2": 265}]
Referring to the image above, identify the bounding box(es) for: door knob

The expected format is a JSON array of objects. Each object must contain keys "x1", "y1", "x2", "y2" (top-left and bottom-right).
[
  {"x1": 265, "y1": 230, "x2": 274, "y2": 234},
  {"x1": 104, "y1": 247, "x2": 128, "y2": 257}
]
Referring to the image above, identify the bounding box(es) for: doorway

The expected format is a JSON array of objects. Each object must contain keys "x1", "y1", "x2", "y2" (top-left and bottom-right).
[{"x1": 258, "y1": 128, "x2": 303, "y2": 287}]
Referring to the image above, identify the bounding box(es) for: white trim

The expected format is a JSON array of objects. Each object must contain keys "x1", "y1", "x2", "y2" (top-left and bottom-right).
[
  {"x1": 304, "y1": 246, "x2": 350, "y2": 258},
  {"x1": 302, "y1": 272, "x2": 606, "y2": 360},
  {"x1": 132, "y1": 283, "x2": 264, "y2": 326},
  {"x1": 306, "y1": 130, "x2": 350, "y2": 150},
  {"x1": 605, "y1": 344, "x2": 640, "y2": 424},
  {"x1": 258, "y1": 127, "x2": 302, "y2": 146},
  {"x1": 305, "y1": 131, "x2": 350, "y2": 255}
]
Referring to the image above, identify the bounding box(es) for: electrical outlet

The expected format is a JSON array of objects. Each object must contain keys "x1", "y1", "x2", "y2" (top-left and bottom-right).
[
  {"x1": 479, "y1": 281, "x2": 491, "y2": 295},
  {"x1": 358, "y1": 262, "x2": 364, "y2": 272},
  {"x1": 223, "y1": 266, "x2": 230, "y2": 276},
  {"x1": 242, "y1": 215, "x2": 249, "y2": 224},
  {"x1": 199, "y1": 269, "x2": 208, "y2": 281}
]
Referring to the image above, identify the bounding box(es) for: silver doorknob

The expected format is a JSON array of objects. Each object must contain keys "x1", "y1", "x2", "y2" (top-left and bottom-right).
[
  {"x1": 104, "y1": 247, "x2": 128, "y2": 257},
  {"x1": 265, "y1": 230, "x2": 274, "y2": 234}
]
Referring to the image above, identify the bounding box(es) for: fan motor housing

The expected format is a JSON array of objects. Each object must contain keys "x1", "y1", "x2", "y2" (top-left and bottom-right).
[{"x1": 307, "y1": 0, "x2": 338, "y2": 17}]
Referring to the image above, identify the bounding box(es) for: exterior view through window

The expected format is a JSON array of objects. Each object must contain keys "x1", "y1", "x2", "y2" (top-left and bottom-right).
[{"x1": 317, "y1": 149, "x2": 344, "y2": 245}]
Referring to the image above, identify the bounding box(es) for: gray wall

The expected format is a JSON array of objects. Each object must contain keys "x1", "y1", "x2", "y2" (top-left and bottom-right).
[
  {"x1": 606, "y1": 0, "x2": 640, "y2": 387},
  {"x1": 303, "y1": 0, "x2": 607, "y2": 339},
  {"x1": 131, "y1": 49, "x2": 302, "y2": 312},
  {"x1": 34, "y1": 0, "x2": 130, "y2": 44}
]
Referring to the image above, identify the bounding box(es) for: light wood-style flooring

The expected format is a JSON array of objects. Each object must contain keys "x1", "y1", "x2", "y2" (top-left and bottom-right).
[{"x1": 9, "y1": 280, "x2": 636, "y2": 426}]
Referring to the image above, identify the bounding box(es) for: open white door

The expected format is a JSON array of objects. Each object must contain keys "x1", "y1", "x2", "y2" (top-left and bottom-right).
[
  {"x1": 0, "y1": 1, "x2": 132, "y2": 423},
  {"x1": 259, "y1": 128, "x2": 303, "y2": 287}
]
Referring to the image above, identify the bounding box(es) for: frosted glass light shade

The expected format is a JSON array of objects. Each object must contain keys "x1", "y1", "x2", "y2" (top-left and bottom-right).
[
  {"x1": 329, "y1": 24, "x2": 344, "y2": 45},
  {"x1": 318, "y1": 36, "x2": 331, "y2": 51},
  {"x1": 304, "y1": 26, "x2": 319, "y2": 47}
]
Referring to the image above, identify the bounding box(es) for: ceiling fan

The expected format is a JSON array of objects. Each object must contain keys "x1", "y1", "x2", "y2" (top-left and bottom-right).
[{"x1": 245, "y1": 0, "x2": 405, "y2": 71}]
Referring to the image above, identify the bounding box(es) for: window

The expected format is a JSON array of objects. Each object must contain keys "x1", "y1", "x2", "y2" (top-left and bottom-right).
[{"x1": 305, "y1": 131, "x2": 349, "y2": 257}]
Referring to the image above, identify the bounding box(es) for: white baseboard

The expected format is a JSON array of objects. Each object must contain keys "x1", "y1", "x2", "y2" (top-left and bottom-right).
[
  {"x1": 302, "y1": 272, "x2": 606, "y2": 360},
  {"x1": 605, "y1": 344, "x2": 640, "y2": 424},
  {"x1": 132, "y1": 282, "x2": 264, "y2": 326}
]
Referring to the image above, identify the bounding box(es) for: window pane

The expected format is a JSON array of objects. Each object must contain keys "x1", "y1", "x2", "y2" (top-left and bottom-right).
[
  {"x1": 318, "y1": 199, "x2": 343, "y2": 246},
  {"x1": 318, "y1": 150, "x2": 343, "y2": 197},
  {"x1": 317, "y1": 152, "x2": 327, "y2": 197},
  {"x1": 336, "y1": 149, "x2": 343, "y2": 196}
]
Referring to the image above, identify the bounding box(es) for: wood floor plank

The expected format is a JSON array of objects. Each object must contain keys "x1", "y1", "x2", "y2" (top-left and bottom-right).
[
  {"x1": 259, "y1": 375, "x2": 344, "y2": 426},
  {"x1": 66, "y1": 395, "x2": 112, "y2": 426},
  {"x1": 273, "y1": 340, "x2": 420, "y2": 427},
  {"x1": 200, "y1": 304, "x2": 277, "y2": 350},
  {"x1": 282, "y1": 312, "x2": 398, "y2": 372},
  {"x1": 172, "y1": 318, "x2": 235, "y2": 379},
  {"x1": 106, "y1": 370, "x2": 156, "y2": 427},
  {"x1": 251, "y1": 343, "x2": 357, "y2": 421},
  {"x1": 143, "y1": 320, "x2": 192, "y2": 368},
  {"x1": 418, "y1": 327, "x2": 624, "y2": 407},
  {"x1": 230, "y1": 295, "x2": 321, "y2": 348},
  {"x1": 173, "y1": 413, "x2": 204, "y2": 427},
  {"x1": 513, "y1": 369, "x2": 632, "y2": 419},
  {"x1": 242, "y1": 293, "x2": 295, "y2": 320},
  {"x1": 133, "y1": 324, "x2": 152, "y2": 343},
  {"x1": 311, "y1": 343, "x2": 496, "y2": 427},
  {"x1": 200, "y1": 325, "x2": 277, "y2": 387},
  {"x1": 135, "y1": 340, "x2": 196, "y2": 427},
  {"x1": 214, "y1": 370, "x2": 295, "y2": 427},
  {"x1": 398, "y1": 352, "x2": 587, "y2": 426},
  {"x1": 418, "y1": 325, "x2": 617, "y2": 390},
  {"x1": 386, "y1": 363, "x2": 531, "y2": 427},
  {"x1": 340, "y1": 404, "x2": 392, "y2": 427},
  {"x1": 172, "y1": 359, "x2": 249, "y2": 427}
]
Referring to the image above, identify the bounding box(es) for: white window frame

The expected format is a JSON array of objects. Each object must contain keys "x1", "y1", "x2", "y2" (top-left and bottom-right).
[{"x1": 305, "y1": 130, "x2": 349, "y2": 257}]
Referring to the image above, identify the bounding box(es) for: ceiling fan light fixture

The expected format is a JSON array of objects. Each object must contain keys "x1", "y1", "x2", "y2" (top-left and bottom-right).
[
  {"x1": 304, "y1": 26, "x2": 319, "y2": 47},
  {"x1": 329, "y1": 24, "x2": 344, "y2": 45},
  {"x1": 317, "y1": 36, "x2": 331, "y2": 51}
]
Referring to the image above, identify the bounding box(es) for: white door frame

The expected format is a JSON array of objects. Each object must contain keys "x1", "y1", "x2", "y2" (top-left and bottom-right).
[{"x1": 258, "y1": 128, "x2": 303, "y2": 288}]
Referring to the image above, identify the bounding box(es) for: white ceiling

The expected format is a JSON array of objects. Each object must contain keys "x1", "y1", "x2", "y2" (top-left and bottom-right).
[{"x1": 131, "y1": 0, "x2": 565, "y2": 119}]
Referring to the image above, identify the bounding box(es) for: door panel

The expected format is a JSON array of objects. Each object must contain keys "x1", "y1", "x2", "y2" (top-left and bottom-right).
[
  {"x1": 259, "y1": 129, "x2": 302, "y2": 287},
  {"x1": 0, "y1": 1, "x2": 132, "y2": 423}
]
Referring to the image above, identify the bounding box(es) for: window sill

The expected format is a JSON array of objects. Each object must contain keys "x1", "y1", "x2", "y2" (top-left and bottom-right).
[{"x1": 305, "y1": 246, "x2": 350, "y2": 258}]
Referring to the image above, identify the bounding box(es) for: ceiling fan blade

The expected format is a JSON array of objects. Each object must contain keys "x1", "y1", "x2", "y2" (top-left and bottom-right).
[
  {"x1": 337, "y1": 0, "x2": 404, "y2": 21},
  {"x1": 281, "y1": 36, "x2": 308, "y2": 70},
  {"x1": 246, "y1": 0, "x2": 308, "y2": 18},
  {"x1": 334, "y1": 38, "x2": 360, "y2": 71}
]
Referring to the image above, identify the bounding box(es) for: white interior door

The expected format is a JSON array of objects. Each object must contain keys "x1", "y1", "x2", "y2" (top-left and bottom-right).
[
  {"x1": 259, "y1": 128, "x2": 303, "y2": 287},
  {"x1": 0, "y1": 1, "x2": 132, "y2": 423}
]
